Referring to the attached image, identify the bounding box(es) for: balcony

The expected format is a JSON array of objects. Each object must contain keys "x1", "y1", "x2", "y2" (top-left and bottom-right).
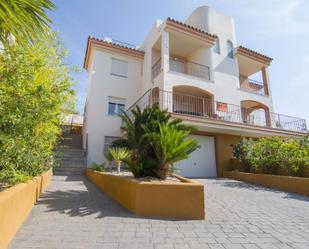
[
  {"x1": 239, "y1": 76, "x2": 268, "y2": 96},
  {"x1": 151, "y1": 57, "x2": 211, "y2": 81},
  {"x1": 127, "y1": 89, "x2": 307, "y2": 133}
]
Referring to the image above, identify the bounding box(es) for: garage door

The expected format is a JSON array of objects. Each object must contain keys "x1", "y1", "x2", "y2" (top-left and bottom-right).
[{"x1": 175, "y1": 135, "x2": 216, "y2": 178}]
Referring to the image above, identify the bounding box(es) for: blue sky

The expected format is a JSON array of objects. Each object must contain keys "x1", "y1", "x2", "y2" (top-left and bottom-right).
[{"x1": 49, "y1": 0, "x2": 309, "y2": 123}]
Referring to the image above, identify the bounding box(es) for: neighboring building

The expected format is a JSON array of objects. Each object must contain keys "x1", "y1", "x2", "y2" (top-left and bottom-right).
[{"x1": 83, "y1": 6, "x2": 307, "y2": 177}]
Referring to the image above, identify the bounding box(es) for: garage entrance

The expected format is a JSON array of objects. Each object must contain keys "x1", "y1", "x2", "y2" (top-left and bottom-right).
[{"x1": 175, "y1": 135, "x2": 216, "y2": 178}]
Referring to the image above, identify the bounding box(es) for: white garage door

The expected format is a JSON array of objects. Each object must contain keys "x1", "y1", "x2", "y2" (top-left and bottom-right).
[{"x1": 175, "y1": 135, "x2": 217, "y2": 178}]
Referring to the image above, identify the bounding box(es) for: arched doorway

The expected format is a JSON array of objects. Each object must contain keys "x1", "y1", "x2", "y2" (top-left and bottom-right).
[
  {"x1": 241, "y1": 100, "x2": 271, "y2": 127},
  {"x1": 149, "y1": 87, "x2": 160, "y2": 106},
  {"x1": 173, "y1": 86, "x2": 214, "y2": 117}
]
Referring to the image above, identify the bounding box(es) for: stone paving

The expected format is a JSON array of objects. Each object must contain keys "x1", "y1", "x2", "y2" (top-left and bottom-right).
[{"x1": 9, "y1": 175, "x2": 309, "y2": 249}]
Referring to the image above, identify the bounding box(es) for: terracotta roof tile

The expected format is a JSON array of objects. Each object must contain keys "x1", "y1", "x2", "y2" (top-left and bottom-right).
[
  {"x1": 88, "y1": 36, "x2": 144, "y2": 53},
  {"x1": 237, "y1": 46, "x2": 273, "y2": 62},
  {"x1": 166, "y1": 18, "x2": 217, "y2": 39},
  {"x1": 84, "y1": 36, "x2": 144, "y2": 70}
]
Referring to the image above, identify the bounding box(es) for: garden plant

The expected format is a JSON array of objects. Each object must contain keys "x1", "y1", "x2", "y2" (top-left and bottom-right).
[
  {"x1": 111, "y1": 105, "x2": 199, "y2": 180},
  {"x1": 108, "y1": 147, "x2": 129, "y2": 174},
  {"x1": 232, "y1": 136, "x2": 309, "y2": 176}
]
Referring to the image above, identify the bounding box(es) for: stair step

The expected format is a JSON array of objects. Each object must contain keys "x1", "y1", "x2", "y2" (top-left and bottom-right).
[
  {"x1": 58, "y1": 156, "x2": 85, "y2": 160},
  {"x1": 53, "y1": 172, "x2": 84, "y2": 175},
  {"x1": 54, "y1": 169, "x2": 85, "y2": 172},
  {"x1": 55, "y1": 132, "x2": 84, "y2": 174}
]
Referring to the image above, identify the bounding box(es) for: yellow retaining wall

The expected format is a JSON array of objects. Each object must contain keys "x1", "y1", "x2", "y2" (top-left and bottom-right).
[
  {"x1": 86, "y1": 169, "x2": 205, "y2": 219},
  {"x1": 223, "y1": 171, "x2": 309, "y2": 196},
  {"x1": 0, "y1": 168, "x2": 52, "y2": 249}
]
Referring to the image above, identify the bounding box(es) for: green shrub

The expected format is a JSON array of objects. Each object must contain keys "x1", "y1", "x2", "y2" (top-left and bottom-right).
[
  {"x1": 277, "y1": 139, "x2": 308, "y2": 176},
  {"x1": 90, "y1": 162, "x2": 105, "y2": 172},
  {"x1": 231, "y1": 138, "x2": 253, "y2": 169},
  {"x1": 232, "y1": 136, "x2": 309, "y2": 176},
  {"x1": 0, "y1": 168, "x2": 31, "y2": 187},
  {"x1": 0, "y1": 33, "x2": 75, "y2": 186},
  {"x1": 249, "y1": 137, "x2": 282, "y2": 174}
]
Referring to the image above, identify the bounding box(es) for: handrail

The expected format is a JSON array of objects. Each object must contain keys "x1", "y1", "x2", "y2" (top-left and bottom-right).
[{"x1": 126, "y1": 88, "x2": 153, "y2": 112}]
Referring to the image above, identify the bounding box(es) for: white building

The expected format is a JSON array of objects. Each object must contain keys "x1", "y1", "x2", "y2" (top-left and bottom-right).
[{"x1": 83, "y1": 6, "x2": 307, "y2": 178}]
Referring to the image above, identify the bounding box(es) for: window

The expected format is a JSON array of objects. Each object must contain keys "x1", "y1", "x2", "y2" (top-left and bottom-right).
[
  {"x1": 104, "y1": 136, "x2": 120, "y2": 153},
  {"x1": 226, "y1": 40, "x2": 234, "y2": 59},
  {"x1": 111, "y1": 58, "x2": 128, "y2": 77},
  {"x1": 213, "y1": 37, "x2": 220, "y2": 54},
  {"x1": 108, "y1": 96, "x2": 125, "y2": 115}
]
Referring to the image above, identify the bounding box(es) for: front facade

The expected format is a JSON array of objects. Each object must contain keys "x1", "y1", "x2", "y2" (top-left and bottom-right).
[{"x1": 83, "y1": 6, "x2": 307, "y2": 177}]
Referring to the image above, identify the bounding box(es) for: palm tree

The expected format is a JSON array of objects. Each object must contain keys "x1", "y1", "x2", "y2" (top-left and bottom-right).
[
  {"x1": 113, "y1": 104, "x2": 197, "y2": 179},
  {"x1": 113, "y1": 105, "x2": 191, "y2": 177},
  {"x1": 0, "y1": 0, "x2": 55, "y2": 47},
  {"x1": 146, "y1": 124, "x2": 199, "y2": 179},
  {"x1": 108, "y1": 147, "x2": 129, "y2": 174}
]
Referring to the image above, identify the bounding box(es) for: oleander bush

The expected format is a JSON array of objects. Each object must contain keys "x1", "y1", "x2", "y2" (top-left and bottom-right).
[
  {"x1": 112, "y1": 105, "x2": 199, "y2": 179},
  {"x1": 0, "y1": 33, "x2": 76, "y2": 188},
  {"x1": 232, "y1": 136, "x2": 309, "y2": 176}
]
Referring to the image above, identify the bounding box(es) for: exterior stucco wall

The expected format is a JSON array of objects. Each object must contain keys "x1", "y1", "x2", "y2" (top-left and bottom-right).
[
  {"x1": 215, "y1": 134, "x2": 241, "y2": 176},
  {"x1": 84, "y1": 48, "x2": 143, "y2": 165},
  {"x1": 84, "y1": 6, "x2": 279, "y2": 169},
  {"x1": 183, "y1": 6, "x2": 274, "y2": 111}
]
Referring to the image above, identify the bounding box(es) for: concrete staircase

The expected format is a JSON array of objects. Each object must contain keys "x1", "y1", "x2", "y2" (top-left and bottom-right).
[{"x1": 54, "y1": 131, "x2": 86, "y2": 175}]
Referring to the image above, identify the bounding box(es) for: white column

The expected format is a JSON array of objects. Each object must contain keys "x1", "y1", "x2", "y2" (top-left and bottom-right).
[
  {"x1": 161, "y1": 31, "x2": 170, "y2": 73},
  {"x1": 161, "y1": 31, "x2": 172, "y2": 112}
]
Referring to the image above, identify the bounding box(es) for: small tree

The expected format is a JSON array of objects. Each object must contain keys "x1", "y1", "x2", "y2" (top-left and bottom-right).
[{"x1": 108, "y1": 147, "x2": 129, "y2": 174}]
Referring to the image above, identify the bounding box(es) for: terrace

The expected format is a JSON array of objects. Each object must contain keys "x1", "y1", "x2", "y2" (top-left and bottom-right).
[{"x1": 127, "y1": 88, "x2": 307, "y2": 134}]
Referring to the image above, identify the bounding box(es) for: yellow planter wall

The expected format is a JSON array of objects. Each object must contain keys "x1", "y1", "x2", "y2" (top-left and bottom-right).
[
  {"x1": 0, "y1": 169, "x2": 52, "y2": 249},
  {"x1": 223, "y1": 171, "x2": 309, "y2": 196},
  {"x1": 86, "y1": 169, "x2": 205, "y2": 219}
]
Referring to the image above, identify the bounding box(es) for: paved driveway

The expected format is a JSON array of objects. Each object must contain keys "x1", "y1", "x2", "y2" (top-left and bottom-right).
[{"x1": 9, "y1": 175, "x2": 309, "y2": 249}]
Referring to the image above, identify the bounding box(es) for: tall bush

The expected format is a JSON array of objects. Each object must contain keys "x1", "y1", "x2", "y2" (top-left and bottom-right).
[{"x1": 0, "y1": 32, "x2": 75, "y2": 185}]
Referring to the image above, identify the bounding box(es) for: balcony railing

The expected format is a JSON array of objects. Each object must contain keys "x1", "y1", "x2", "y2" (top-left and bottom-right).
[
  {"x1": 151, "y1": 57, "x2": 211, "y2": 81},
  {"x1": 127, "y1": 89, "x2": 307, "y2": 133},
  {"x1": 240, "y1": 78, "x2": 266, "y2": 95},
  {"x1": 170, "y1": 58, "x2": 211, "y2": 80}
]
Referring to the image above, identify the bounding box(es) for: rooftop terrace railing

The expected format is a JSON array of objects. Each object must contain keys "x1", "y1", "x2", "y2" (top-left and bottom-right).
[
  {"x1": 111, "y1": 39, "x2": 138, "y2": 49},
  {"x1": 127, "y1": 89, "x2": 307, "y2": 133}
]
